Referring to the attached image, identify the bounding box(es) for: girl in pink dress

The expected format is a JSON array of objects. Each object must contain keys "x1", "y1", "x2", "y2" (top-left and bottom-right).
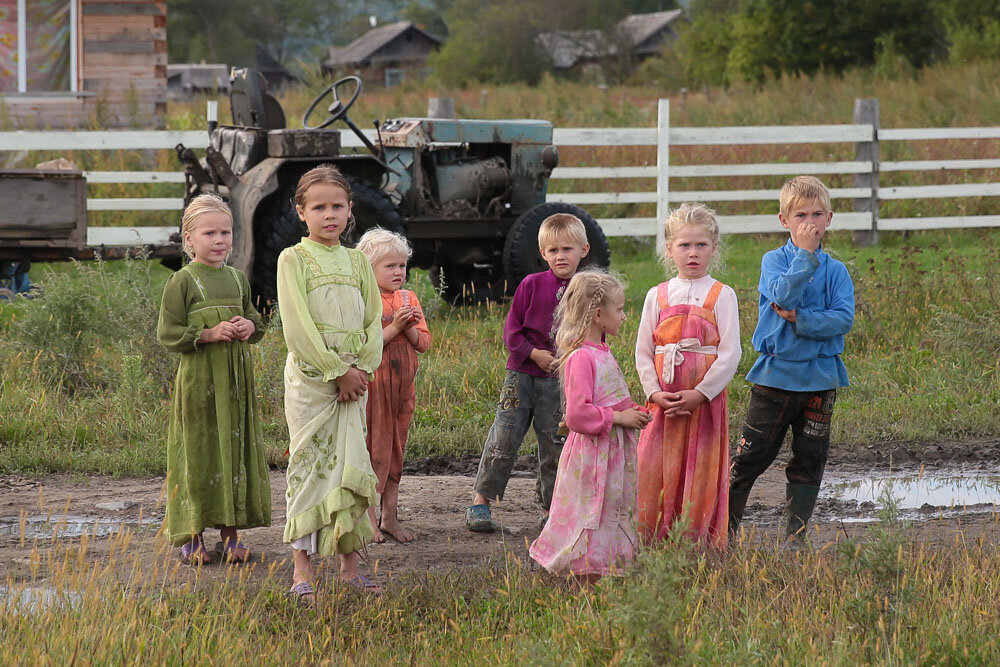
[
  {"x1": 529, "y1": 271, "x2": 652, "y2": 580},
  {"x1": 634, "y1": 204, "x2": 741, "y2": 548}
]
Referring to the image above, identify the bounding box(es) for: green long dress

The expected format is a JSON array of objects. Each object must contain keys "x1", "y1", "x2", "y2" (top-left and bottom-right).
[
  {"x1": 277, "y1": 239, "x2": 382, "y2": 556},
  {"x1": 157, "y1": 262, "x2": 271, "y2": 546}
]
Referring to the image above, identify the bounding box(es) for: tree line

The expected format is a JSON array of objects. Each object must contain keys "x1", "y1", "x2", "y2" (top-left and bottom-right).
[{"x1": 168, "y1": 0, "x2": 1000, "y2": 88}]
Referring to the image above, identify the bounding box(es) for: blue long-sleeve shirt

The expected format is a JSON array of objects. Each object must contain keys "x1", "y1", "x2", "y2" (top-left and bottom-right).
[{"x1": 746, "y1": 239, "x2": 854, "y2": 391}]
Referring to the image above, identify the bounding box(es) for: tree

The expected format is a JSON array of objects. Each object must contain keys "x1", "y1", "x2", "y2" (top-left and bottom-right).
[
  {"x1": 430, "y1": 0, "x2": 549, "y2": 86},
  {"x1": 726, "y1": 0, "x2": 943, "y2": 84}
]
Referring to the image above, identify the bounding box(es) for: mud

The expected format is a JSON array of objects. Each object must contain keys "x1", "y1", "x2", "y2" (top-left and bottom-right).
[{"x1": 2, "y1": 442, "x2": 999, "y2": 593}]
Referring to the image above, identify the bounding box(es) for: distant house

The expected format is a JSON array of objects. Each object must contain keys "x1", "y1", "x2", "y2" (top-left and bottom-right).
[
  {"x1": 324, "y1": 21, "x2": 442, "y2": 88},
  {"x1": 255, "y1": 45, "x2": 298, "y2": 93},
  {"x1": 0, "y1": 0, "x2": 167, "y2": 128},
  {"x1": 167, "y1": 64, "x2": 230, "y2": 101},
  {"x1": 538, "y1": 9, "x2": 683, "y2": 73}
]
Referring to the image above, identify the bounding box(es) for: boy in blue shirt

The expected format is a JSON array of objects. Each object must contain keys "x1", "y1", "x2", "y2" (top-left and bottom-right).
[{"x1": 728, "y1": 176, "x2": 855, "y2": 541}]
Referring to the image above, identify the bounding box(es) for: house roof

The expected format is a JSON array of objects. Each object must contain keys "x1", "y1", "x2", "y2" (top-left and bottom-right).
[
  {"x1": 324, "y1": 21, "x2": 443, "y2": 67},
  {"x1": 535, "y1": 29, "x2": 608, "y2": 69},
  {"x1": 618, "y1": 9, "x2": 682, "y2": 49},
  {"x1": 166, "y1": 64, "x2": 230, "y2": 91},
  {"x1": 538, "y1": 9, "x2": 683, "y2": 68}
]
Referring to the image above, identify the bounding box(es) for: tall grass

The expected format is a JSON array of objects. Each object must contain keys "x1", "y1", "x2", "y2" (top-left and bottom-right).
[
  {"x1": 1, "y1": 230, "x2": 998, "y2": 476},
  {"x1": 2, "y1": 506, "x2": 999, "y2": 662}
]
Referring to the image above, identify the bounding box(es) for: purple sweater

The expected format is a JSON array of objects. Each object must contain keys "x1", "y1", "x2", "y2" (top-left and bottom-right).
[{"x1": 503, "y1": 270, "x2": 569, "y2": 377}]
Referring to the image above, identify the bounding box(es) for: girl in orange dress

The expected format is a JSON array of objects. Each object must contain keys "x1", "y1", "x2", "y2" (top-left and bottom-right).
[
  {"x1": 634, "y1": 204, "x2": 741, "y2": 547},
  {"x1": 357, "y1": 228, "x2": 431, "y2": 543}
]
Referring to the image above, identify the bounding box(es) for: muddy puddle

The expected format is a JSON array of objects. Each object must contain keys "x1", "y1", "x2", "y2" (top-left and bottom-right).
[
  {"x1": 0, "y1": 584, "x2": 81, "y2": 613},
  {"x1": 0, "y1": 515, "x2": 160, "y2": 541},
  {"x1": 821, "y1": 467, "x2": 1000, "y2": 523}
]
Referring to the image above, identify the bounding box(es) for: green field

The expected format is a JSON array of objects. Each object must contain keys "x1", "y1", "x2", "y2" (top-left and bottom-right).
[{"x1": 1, "y1": 228, "x2": 997, "y2": 476}]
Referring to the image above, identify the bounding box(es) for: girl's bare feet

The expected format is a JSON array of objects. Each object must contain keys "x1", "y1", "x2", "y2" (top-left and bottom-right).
[
  {"x1": 367, "y1": 507, "x2": 386, "y2": 544},
  {"x1": 379, "y1": 512, "x2": 415, "y2": 543},
  {"x1": 378, "y1": 482, "x2": 415, "y2": 543}
]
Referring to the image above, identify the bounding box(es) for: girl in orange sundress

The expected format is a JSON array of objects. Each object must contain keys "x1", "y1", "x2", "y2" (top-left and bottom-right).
[
  {"x1": 634, "y1": 204, "x2": 741, "y2": 547},
  {"x1": 356, "y1": 228, "x2": 431, "y2": 544}
]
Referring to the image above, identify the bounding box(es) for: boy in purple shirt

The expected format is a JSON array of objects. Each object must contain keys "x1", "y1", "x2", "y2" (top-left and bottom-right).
[{"x1": 466, "y1": 214, "x2": 591, "y2": 532}]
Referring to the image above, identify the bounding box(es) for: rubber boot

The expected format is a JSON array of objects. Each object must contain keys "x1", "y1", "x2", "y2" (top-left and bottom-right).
[
  {"x1": 785, "y1": 483, "x2": 820, "y2": 541},
  {"x1": 728, "y1": 486, "x2": 752, "y2": 538}
]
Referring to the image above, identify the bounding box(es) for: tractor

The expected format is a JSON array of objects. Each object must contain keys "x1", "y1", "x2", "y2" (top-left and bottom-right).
[{"x1": 175, "y1": 68, "x2": 609, "y2": 306}]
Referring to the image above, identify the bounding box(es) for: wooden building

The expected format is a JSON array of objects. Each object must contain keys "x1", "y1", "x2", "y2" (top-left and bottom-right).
[
  {"x1": 324, "y1": 21, "x2": 442, "y2": 88},
  {"x1": 538, "y1": 9, "x2": 683, "y2": 74},
  {"x1": 0, "y1": 1, "x2": 166, "y2": 129}
]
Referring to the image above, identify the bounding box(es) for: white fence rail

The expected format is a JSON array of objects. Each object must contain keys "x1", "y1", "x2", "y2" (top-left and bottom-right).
[{"x1": 3, "y1": 97, "x2": 999, "y2": 246}]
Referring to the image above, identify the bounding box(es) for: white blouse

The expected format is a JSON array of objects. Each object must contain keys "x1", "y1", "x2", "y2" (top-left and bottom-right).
[{"x1": 634, "y1": 274, "x2": 741, "y2": 401}]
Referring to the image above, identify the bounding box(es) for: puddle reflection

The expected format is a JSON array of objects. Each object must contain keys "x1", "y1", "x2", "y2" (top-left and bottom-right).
[
  {"x1": 0, "y1": 515, "x2": 160, "y2": 540},
  {"x1": 826, "y1": 473, "x2": 1000, "y2": 510},
  {"x1": 0, "y1": 585, "x2": 82, "y2": 613}
]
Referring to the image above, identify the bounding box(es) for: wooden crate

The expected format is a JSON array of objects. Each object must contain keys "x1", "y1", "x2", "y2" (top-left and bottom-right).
[{"x1": 0, "y1": 170, "x2": 87, "y2": 248}]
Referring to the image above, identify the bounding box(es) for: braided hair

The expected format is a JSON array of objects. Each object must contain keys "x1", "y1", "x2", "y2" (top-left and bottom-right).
[{"x1": 553, "y1": 270, "x2": 624, "y2": 370}]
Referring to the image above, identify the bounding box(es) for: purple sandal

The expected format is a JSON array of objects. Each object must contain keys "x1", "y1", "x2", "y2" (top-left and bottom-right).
[
  {"x1": 288, "y1": 580, "x2": 316, "y2": 606},
  {"x1": 344, "y1": 574, "x2": 382, "y2": 596},
  {"x1": 179, "y1": 534, "x2": 212, "y2": 566},
  {"x1": 215, "y1": 537, "x2": 251, "y2": 564}
]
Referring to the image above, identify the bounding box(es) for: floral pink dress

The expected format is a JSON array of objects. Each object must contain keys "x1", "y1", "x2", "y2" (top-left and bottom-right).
[{"x1": 529, "y1": 342, "x2": 640, "y2": 576}]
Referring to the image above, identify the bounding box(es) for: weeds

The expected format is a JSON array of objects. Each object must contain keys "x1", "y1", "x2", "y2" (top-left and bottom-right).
[{"x1": 2, "y1": 475, "x2": 1000, "y2": 661}]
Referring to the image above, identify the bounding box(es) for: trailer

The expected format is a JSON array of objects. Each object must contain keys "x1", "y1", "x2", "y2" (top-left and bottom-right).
[{"x1": 0, "y1": 168, "x2": 182, "y2": 298}]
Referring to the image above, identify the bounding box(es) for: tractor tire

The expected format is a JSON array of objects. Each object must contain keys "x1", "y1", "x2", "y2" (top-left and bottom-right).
[
  {"x1": 428, "y1": 262, "x2": 506, "y2": 306},
  {"x1": 502, "y1": 202, "x2": 610, "y2": 292},
  {"x1": 251, "y1": 189, "x2": 305, "y2": 310},
  {"x1": 250, "y1": 176, "x2": 405, "y2": 310},
  {"x1": 340, "y1": 175, "x2": 406, "y2": 248}
]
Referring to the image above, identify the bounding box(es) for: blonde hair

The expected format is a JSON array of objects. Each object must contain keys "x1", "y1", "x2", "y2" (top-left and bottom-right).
[
  {"x1": 181, "y1": 193, "x2": 233, "y2": 260},
  {"x1": 538, "y1": 213, "x2": 588, "y2": 249},
  {"x1": 660, "y1": 202, "x2": 721, "y2": 273},
  {"x1": 553, "y1": 270, "x2": 624, "y2": 368},
  {"x1": 780, "y1": 175, "x2": 832, "y2": 217},
  {"x1": 356, "y1": 227, "x2": 412, "y2": 265}
]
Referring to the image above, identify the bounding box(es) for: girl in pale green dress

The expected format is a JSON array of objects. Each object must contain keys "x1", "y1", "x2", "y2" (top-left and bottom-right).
[
  {"x1": 277, "y1": 165, "x2": 383, "y2": 601},
  {"x1": 157, "y1": 194, "x2": 270, "y2": 566}
]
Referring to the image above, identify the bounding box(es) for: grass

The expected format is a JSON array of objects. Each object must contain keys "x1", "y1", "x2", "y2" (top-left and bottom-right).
[
  {"x1": 1, "y1": 228, "x2": 998, "y2": 476},
  {"x1": 2, "y1": 502, "x2": 999, "y2": 662}
]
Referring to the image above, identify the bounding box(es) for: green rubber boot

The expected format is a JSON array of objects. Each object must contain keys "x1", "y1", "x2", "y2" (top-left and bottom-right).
[{"x1": 785, "y1": 483, "x2": 820, "y2": 541}]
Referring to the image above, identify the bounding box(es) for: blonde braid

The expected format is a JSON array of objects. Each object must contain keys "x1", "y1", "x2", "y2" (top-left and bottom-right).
[{"x1": 553, "y1": 270, "x2": 621, "y2": 370}]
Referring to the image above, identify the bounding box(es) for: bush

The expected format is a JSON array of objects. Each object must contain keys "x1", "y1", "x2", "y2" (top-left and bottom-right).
[{"x1": 10, "y1": 255, "x2": 173, "y2": 395}]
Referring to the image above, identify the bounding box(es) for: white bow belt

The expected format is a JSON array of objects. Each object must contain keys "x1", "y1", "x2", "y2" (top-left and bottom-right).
[{"x1": 654, "y1": 338, "x2": 718, "y2": 385}]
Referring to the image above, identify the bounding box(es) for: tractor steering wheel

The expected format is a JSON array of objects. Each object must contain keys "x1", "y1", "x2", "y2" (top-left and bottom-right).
[{"x1": 302, "y1": 76, "x2": 363, "y2": 130}]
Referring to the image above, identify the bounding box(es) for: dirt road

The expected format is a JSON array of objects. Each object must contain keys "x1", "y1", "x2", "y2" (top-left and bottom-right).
[{"x1": 2, "y1": 440, "x2": 999, "y2": 589}]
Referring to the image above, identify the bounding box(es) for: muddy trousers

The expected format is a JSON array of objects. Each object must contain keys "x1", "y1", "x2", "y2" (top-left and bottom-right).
[
  {"x1": 473, "y1": 370, "x2": 566, "y2": 510},
  {"x1": 728, "y1": 385, "x2": 837, "y2": 536}
]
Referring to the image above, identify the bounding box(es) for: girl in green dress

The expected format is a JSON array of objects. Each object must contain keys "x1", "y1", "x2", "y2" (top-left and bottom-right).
[
  {"x1": 278, "y1": 165, "x2": 383, "y2": 602},
  {"x1": 157, "y1": 194, "x2": 270, "y2": 566}
]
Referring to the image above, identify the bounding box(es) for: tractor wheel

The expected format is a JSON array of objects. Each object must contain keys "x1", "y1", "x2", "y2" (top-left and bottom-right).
[
  {"x1": 502, "y1": 202, "x2": 610, "y2": 292},
  {"x1": 340, "y1": 176, "x2": 406, "y2": 248},
  {"x1": 428, "y1": 262, "x2": 507, "y2": 306},
  {"x1": 251, "y1": 189, "x2": 305, "y2": 311},
  {"x1": 250, "y1": 176, "x2": 405, "y2": 311}
]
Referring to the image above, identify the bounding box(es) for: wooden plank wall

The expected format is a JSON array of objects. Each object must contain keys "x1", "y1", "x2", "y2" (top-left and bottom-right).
[{"x1": 3, "y1": 1, "x2": 166, "y2": 129}]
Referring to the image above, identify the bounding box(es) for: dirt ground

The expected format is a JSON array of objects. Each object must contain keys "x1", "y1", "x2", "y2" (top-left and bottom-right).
[{"x1": 2, "y1": 439, "x2": 999, "y2": 590}]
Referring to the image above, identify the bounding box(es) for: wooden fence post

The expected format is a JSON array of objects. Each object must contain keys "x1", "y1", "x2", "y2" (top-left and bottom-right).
[
  {"x1": 656, "y1": 98, "x2": 670, "y2": 254},
  {"x1": 853, "y1": 98, "x2": 880, "y2": 246}
]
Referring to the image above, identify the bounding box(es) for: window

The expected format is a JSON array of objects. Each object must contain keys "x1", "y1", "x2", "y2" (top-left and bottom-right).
[
  {"x1": 0, "y1": 0, "x2": 78, "y2": 93},
  {"x1": 385, "y1": 68, "x2": 406, "y2": 88}
]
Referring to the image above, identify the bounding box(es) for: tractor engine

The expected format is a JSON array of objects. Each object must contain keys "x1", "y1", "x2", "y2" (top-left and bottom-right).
[{"x1": 433, "y1": 155, "x2": 510, "y2": 216}]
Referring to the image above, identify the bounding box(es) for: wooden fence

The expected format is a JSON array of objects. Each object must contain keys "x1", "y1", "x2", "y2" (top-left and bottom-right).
[{"x1": 1, "y1": 97, "x2": 998, "y2": 248}]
